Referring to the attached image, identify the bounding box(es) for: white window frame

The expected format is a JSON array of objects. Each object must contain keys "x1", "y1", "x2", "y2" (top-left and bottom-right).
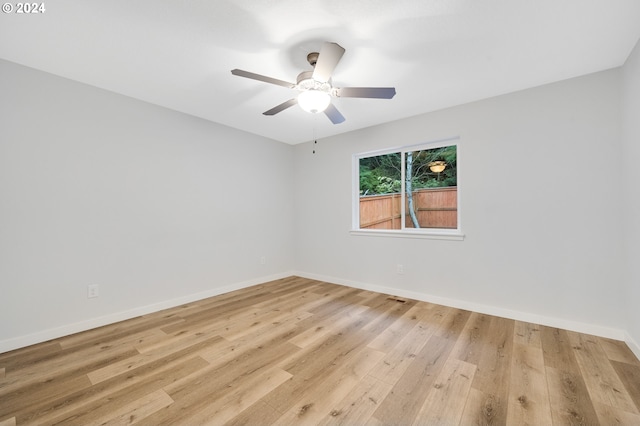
[{"x1": 350, "y1": 136, "x2": 464, "y2": 241}]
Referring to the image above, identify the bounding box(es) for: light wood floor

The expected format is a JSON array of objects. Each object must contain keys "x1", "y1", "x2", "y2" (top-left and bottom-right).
[{"x1": 1, "y1": 277, "x2": 639, "y2": 425}]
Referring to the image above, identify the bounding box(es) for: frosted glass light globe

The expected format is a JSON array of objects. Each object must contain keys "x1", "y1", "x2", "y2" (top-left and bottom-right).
[{"x1": 298, "y1": 90, "x2": 331, "y2": 113}]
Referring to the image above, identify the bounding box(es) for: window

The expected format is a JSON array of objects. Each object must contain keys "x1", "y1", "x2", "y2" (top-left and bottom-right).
[{"x1": 352, "y1": 138, "x2": 462, "y2": 240}]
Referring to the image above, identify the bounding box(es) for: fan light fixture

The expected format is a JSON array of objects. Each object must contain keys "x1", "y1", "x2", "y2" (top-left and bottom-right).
[
  {"x1": 428, "y1": 161, "x2": 447, "y2": 173},
  {"x1": 298, "y1": 89, "x2": 331, "y2": 113},
  {"x1": 231, "y1": 41, "x2": 396, "y2": 124}
]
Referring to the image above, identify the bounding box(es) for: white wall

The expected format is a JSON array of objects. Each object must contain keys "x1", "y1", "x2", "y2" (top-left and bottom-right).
[
  {"x1": 622, "y1": 39, "x2": 640, "y2": 355},
  {"x1": 2, "y1": 53, "x2": 637, "y2": 354},
  {"x1": 293, "y1": 69, "x2": 627, "y2": 340},
  {"x1": 0, "y1": 59, "x2": 295, "y2": 351}
]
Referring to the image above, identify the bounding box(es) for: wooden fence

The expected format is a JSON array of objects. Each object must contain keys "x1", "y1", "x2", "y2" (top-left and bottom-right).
[{"x1": 359, "y1": 187, "x2": 457, "y2": 229}]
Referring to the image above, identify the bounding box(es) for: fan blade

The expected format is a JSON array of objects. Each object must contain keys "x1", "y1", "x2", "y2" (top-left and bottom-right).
[
  {"x1": 231, "y1": 69, "x2": 295, "y2": 89},
  {"x1": 324, "y1": 103, "x2": 345, "y2": 124},
  {"x1": 263, "y1": 98, "x2": 297, "y2": 116},
  {"x1": 312, "y1": 42, "x2": 345, "y2": 83},
  {"x1": 336, "y1": 87, "x2": 396, "y2": 99}
]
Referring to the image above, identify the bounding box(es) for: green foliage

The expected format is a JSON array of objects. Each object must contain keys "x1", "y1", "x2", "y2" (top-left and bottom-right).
[
  {"x1": 359, "y1": 153, "x2": 401, "y2": 195},
  {"x1": 375, "y1": 176, "x2": 401, "y2": 193}
]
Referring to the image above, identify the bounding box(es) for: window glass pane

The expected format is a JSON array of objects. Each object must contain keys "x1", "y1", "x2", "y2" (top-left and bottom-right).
[
  {"x1": 355, "y1": 142, "x2": 458, "y2": 234},
  {"x1": 359, "y1": 153, "x2": 401, "y2": 229},
  {"x1": 404, "y1": 146, "x2": 457, "y2": 229}
]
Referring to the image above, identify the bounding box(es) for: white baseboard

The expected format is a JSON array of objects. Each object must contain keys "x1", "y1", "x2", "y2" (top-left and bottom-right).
[
  {"x1": 0, "y1": 271, "x2": 293, "y2": 354},
  {"x1": 626, "y1": 332, "x2": 640, "y2": 361},
  {"x1": 293, "y1": 271, "x2": 629, "y2": 343}
]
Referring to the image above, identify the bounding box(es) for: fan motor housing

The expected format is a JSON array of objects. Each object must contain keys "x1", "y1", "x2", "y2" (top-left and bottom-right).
[{"x1": 307, "y1": 52, "x2": 319, "y2": 66}]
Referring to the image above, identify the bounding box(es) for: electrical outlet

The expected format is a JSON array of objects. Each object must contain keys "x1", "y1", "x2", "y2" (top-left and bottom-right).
[
  {"x1": 87, "y1": 284, "x2": 99, "y2": 299},
  {"x1": 397, "y1": 264, "x2": 404, "y2": 274},
  {"x1": 260, "y1": 256, "x2": 266, "y2": 265}
]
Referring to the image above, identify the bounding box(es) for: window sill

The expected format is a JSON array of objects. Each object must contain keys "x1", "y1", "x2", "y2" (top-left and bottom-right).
[{"x1": 350, "y1": 229, "x2": 465, "y2": 241}]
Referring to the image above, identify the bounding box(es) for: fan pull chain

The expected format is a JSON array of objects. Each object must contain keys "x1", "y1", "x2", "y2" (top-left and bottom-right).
[{"x1": 312, "y1": 123, "x2": 317, "y2": 154}]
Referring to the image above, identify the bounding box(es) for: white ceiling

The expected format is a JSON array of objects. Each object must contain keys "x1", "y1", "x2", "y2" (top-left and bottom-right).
[{"x1": 1, "y1": 1, "x2": 639, "y2": 144}]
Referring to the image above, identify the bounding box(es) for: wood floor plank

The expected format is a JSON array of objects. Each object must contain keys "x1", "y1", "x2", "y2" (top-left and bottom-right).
[
  {"x1": 611, "y1": 360, "x2": 640, "y2": 413},
  {"x1": 592, "y1": 400, "x2": 640, "y2": 425},
  {"x1": 218, "y1": 306, "x2": 313, "y2": 342},
  {"x1": 224, "y1": 401, "x2": 283, "y2": 426},
  {"x1": 371, "y1": 334, "x2": 456, "y2": 424},
  {"x1": 87, "y1": 334, "x2": 223, "y2": 385},
  {"x1": 514, "y1": 320, "x2": 542, "y2": 348},
  {"x1": 366, "y1": 304, "x2": 426, "y2": 353},
  {"x1": 165, "y1": 338, "x2": 300, "y2": 399},
  {"x1": 0, "y1": 373, "x2": 94, "y2": 421},
  {"x1": 358, "y1": 295, "x2": 417, "y2": 337},
  {"x1": 273, "y1": 346, "x2": 385, "y2": 424},
  {"x1": 162, "y1": 368, "x2": 292, "y2": 425},
  {"x1": 545, "y1": 366, "x2": 600, "y2": 425},
  {"x1": 541, "y1": 326, "x2": 581, "y2": 373},
  {"x1": 433, "y1": 307, "x2": 473, "y2": 343},
  {"x1": 0, "y1": 341, "x2": 62, "y2": 372},
  {"x1": 0, "y1": 343, "x2": 130, "y2": 395},
  {"x1": 450, "y1": 311, "x2": 494, "y2": 364},
  {"x1": 250, "y1": 282, "x2": 324, "y2": 311},
  {"x1": 506, "y1": 342, "x2": 553, "y2": 425},
  {"x1": 30, "y1": 356, "x2": 209, "y2": 426},
  {"x1": 262, "y1": 325, "x2": 372, "y2": 413},
  {"x1": 288, "y1": 304, "x2": 369, "y2": 349},
  {"x1": 568, "y1": 331, "x2": 638, "y2": 414},
  {"x1": 56, "y1": 315, "x2": 183, "y2": 351},
  {"x1": 148, "y1": 291, "x2": 294, "y2": 340},
  {"x1": 541, "y1": 326, "x2": 600, "y2": 425},
  {"x1": 368, "y1": 304, "x2": 446, "y2": 386},
  {"x1": 317, "y1": 374, "x2": 393, "y2": 425},
  {"x1": 1, "y1": 327, "x2": 165, "y2": 395},
  {"x1": 86, "y1": 388, "x2": 174, "y2": 426},
  {"x1": 599, "y1": 337, "x2": 640, "y2": 365},
  {"x1": 460, "y1": 315, "x2": 514, "y2": 425},
  {"x1": 134, "y1": 325, "x2": 204, "y2": 354},
  {"x1": 461, "y1": 388, "x2": 503, "y2": 426},
  {"x1": 306, "y1": 287, "x2": 379, "y2": 319},
  {"x1": 370, "y1": 308, "x2": 471, "y2": 425},
  {"x1": 142, "y1": 344, "x2": 298, "y2": 425},
  {"x1": 158, "y1": 293, "x2": 276, "y2": 335},
  {"x1": 162, "y1": 294, "x2": 311, "y2": 364},
  {"x1": 412, "y1": 358, "x2": 477, "y2": 425},
  {"x1": 262, "y1": 297, "x2": 411, "y2": 416},
  {"x1": 1, "y1": 348, "x2": 136, "y2": 419},
  {"x1": 1, "y1": 343, "x2": 130, "y2": 395},
  {"x1": 196, "y1": 313, "x2": 309, "y2": 369},
  {"x1": 15, "y1": 316, "x2": 221, "y2": 420},
  {"x1": 1, "y1": 277, "x2": 639, "y2": 425}
]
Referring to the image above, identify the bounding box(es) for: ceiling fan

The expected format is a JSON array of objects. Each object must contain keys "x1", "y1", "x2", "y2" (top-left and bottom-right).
[{"x1": 231, "y1": 42, "x2": 396, "y2": 124}]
